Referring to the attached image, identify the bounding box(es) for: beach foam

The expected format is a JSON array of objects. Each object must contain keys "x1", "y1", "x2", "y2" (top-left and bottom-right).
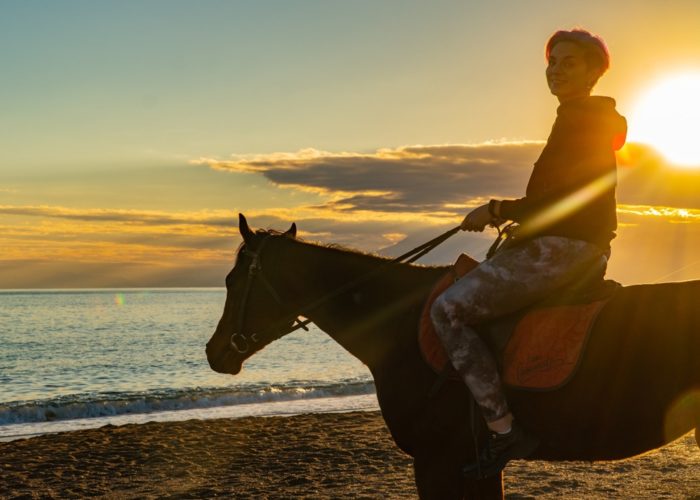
[{"x1": 0, "y1": 383, "x2": 378, "y2": 441}]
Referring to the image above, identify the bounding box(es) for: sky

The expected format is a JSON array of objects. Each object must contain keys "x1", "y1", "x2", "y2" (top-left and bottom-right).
[{"x1": 2, "y1": 0, "x2": 700, "y2": 288}]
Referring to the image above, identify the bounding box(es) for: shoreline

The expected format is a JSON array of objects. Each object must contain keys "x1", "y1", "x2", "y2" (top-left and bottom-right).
[
  {"x1": 1, "y1": 411, "x2": 698, "y2": 499},
  {"x1": 0, "y1": 393, "x2": 379, "y2": 443}
]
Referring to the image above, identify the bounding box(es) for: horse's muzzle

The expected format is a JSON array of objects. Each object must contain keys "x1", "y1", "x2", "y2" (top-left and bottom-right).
[{"x1": 205, "y1": 340, "x2": 243, "y2": 375}]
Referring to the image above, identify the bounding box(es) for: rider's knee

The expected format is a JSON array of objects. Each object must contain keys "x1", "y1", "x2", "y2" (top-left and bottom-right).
[{"x1": 430, "y1": 294, "x2": 454, "y2": 336}]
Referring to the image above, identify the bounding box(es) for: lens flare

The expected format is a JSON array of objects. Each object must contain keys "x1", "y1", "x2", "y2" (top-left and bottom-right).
[
  {"x1": 518, "y1": 170, "x2": 617, "y2": 238},
  {"x1": 664, "y1": 390, "x2": 700, "y2": 444}
]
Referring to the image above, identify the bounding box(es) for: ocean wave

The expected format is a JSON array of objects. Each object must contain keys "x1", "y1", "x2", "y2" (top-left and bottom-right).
[{"x1": 0, "y1": 380, "x2": 375, "y2": 426}]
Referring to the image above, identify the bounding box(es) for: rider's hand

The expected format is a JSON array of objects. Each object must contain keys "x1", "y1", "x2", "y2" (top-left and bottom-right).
[{"x1": 461, "y1": 203, "x2": 502, "y2": 232}]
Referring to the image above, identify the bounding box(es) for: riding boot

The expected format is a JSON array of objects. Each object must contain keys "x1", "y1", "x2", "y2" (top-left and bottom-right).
[{"x1": 463, "y1": 420, "x2": 539, "y2": 478}]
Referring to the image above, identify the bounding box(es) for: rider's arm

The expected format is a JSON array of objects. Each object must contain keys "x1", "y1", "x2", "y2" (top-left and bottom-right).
[{"x1": 489, "y1": 99, "x2": 625, "y2": 226}]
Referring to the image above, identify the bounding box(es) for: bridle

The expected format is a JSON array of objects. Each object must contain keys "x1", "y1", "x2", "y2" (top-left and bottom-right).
[
  {"x1": 229, "y1": 235, "x2": 310, "y2": 354},
  {"x1": 226, "y1": 225, "x2": 463, "y2": 355}
]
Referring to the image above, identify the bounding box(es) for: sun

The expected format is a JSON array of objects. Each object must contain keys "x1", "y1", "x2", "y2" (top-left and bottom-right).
[{"x1": 628, "y1": 72, "x2": 700, "y2": 169}]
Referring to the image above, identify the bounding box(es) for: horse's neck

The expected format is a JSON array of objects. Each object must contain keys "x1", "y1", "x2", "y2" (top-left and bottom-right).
[{"x1": 278, "y1": 240, "x2": 444, "y2": 367}]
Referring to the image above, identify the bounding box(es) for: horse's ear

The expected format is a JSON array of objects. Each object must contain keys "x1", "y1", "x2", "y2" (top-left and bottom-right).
[
  {"x1": 238, "y1": 213, "x2": 253, "y2": 243},
  {"x1": 284, "y1": 222, "x2": 297, "y2": 238}
]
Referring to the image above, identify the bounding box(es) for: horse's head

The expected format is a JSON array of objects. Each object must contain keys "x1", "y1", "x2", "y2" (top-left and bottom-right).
[{"x1": 206, "y1": 214, "x2": 298, "y2": 375}]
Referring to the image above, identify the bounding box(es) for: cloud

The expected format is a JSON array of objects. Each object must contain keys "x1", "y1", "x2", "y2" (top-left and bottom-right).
[
  {"x1": 193, "y1": 142, "x2": 543, "y2": 213},
  {"x1": 188, "y1": 142, "x2": 700, "y2": 286},
  {"x1": 0, "y1": 259, "x2": 230, "y2": 289},
  {"x1": 3, "y1": 141, "x2": 700, "y2": 288},
  {"x1": 617, "y1": 204, "x2": 700, "y2": 224},
  {"x1": 0, "y1": 207, "x2": 242, "y2": 272},
  {"x1": 196, "y1": 142, "x2": 700, "y2": 219},
  {"x1": 0, "y1": 204, "x2": 446, "y2": 253},
  {"x1": 0, "y1": 205, "x2": 237, "y2": 228}
]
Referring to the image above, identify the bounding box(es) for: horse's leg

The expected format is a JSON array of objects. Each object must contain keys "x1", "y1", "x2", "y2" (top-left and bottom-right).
[
  {"x1": 696, "y1": 402, "x2": 700, "y2": 448},
  {"x1": 413, "y1": 453, "x2": 464, "y2": 500},
  {"x1": 413, "y1": 453, "x2": 504, "y2": 500},
  {"x1": 696, "y1": 403, "x2": 700, "y2": 448},
  {"x1": 464, "y1": 474, "x2": 504, "y2": 500}
]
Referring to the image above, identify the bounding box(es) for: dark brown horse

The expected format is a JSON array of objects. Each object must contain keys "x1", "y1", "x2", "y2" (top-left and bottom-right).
[{"x1": 206, "y1": 215, "x2": 700, "y2": 499}]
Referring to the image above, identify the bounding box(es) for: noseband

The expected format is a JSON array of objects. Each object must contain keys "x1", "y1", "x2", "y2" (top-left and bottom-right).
[{"x1": 229, "y1": 235, "x2": 309, "y2": 354}]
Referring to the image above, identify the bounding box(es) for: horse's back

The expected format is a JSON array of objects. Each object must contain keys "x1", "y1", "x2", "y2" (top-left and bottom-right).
[
  {"x1": 510, "y1": 279, "x2": 700, "y2": 460},
  {"x1": 597, "y1": 279, "x2": 700, "y2": 355}
]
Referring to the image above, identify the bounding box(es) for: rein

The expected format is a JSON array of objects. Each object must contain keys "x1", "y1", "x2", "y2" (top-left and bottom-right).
[
  {"x1": 486, "y1": 222, "x2": 517, "y2": 259},
  {"x1": 228, "y1": 225, "x2": 461, "y2": 354}
]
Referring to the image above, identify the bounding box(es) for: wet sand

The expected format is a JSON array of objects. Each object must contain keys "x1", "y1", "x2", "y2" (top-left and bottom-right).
[{"x1": 0, "y1": 411, "x2": 698, "y2": 499}]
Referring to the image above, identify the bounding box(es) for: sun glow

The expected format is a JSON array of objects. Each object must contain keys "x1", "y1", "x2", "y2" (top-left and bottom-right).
[{"x1": 628, "y1": 72, "x2": 700, "y2": 169}]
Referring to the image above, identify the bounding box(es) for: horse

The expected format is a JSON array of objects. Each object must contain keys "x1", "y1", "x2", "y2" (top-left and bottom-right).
[{"x1": 205, "y1": 214, "x2": 700, "y2": 499}]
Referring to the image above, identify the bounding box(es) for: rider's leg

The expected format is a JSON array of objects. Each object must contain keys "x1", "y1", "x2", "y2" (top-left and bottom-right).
[
  {"x1": 433, "y1": 322, "x2": 511, "y2": 427},
  {"x1": 431, "y1": 236, "x2": 603, "y2": 467}
]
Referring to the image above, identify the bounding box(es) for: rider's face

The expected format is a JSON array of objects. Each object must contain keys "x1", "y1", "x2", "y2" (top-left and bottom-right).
[{"x1": 546, "y1": 41, "x2": 599, "y2": 103}]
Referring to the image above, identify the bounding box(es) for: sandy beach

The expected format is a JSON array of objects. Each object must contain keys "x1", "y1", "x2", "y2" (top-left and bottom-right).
[{"x1": 1, "y1": 411, "x2": 698, "y2": 499}]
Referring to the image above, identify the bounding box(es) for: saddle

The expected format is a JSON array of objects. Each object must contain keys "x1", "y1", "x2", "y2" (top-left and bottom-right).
[{"x1": 419, "y1": 253, "x2": 619, "y2": 391}]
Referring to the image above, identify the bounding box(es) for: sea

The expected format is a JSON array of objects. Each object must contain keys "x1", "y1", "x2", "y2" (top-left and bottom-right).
[{"x1": 0, "y1": 288, "x2": 377, "y2": 442}]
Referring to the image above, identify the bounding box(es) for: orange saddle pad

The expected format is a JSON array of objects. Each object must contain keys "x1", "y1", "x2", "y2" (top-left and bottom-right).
[{"x1": 419, "y1": 254, "x2": 608, "y2": 391}]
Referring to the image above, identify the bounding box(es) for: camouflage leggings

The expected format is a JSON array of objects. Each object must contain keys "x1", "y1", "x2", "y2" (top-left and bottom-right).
[{"x1": 430, "y1": 236, "x2": 605, "y2": 422}]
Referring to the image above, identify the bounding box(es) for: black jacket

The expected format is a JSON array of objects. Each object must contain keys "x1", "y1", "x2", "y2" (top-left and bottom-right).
[{"x1": 498, "y1": 96, "x2": 627, "y2": 250}]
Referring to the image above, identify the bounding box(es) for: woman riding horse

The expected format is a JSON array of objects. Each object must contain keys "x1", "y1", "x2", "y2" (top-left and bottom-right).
[{"x1": 430, "y1": 28, "x2": 628, "y2": 475}]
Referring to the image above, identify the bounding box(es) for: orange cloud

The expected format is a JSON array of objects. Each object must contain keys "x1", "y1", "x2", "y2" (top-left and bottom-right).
[
  {"x1": 0, "y1": 205, "x2": 238, "y2": 228},
  {"x1": 617, "y1": 204, "x2": 700, "y2": 222}
]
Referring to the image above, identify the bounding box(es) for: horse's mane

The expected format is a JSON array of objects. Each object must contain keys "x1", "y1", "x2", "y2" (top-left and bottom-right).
[
  {"x1": 254, "y1": 228, "x2": 442, "y2": 269},
  {"x1": 260, "y1": 228, "x2": 390, "y2": 260}
]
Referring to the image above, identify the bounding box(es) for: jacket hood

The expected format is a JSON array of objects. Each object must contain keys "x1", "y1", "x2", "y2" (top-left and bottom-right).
[{"x1": 559, "y1": 96, "x2": 627, "y2": 150}]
